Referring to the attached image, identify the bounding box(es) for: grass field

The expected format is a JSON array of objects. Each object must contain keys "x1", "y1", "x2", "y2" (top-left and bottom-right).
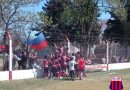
[{"x1": 0, "y1": 69, "x2": 130, "y2": 90}]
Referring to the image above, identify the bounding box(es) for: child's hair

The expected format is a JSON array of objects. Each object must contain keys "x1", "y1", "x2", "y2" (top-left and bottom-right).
[
  {"x1": 77, "y1": 52, "x2": 80, "y2": 54},
  {"x1": 80, "y1": 55, "x2": 83, "y2": 58},
  {"x1": 72, "y1": 53, "x2": 75, "y2": 56},
  {"x1": 44, "y1": 55, "x2": 47, "y2": 59},
  {"x1": 70, "y1": 57, "x2": 73, "y2": 60}
]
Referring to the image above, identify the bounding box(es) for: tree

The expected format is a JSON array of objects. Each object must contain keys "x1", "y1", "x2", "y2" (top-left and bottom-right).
[
  {"x1": 60, "y1": 0, "x2": 100, "y2": 55},
  {"x1": 0, "y1": 0, "x2": 42, "y2": 69},
  {"x1": 103, "y1": 0, "x2": 130, "y2": 59},
  {"x1": 33, "y1": 0, "x2": 65, "y2": 42},
  {"x1": 0, "y1": 0, "x2": 41, "y2": 44},
  {"x1": 42, "y1": 0, "x2": 64, "y2": 25},
  {"x1": 33, "y1": 0, "x2": 100, "y2": 56}
]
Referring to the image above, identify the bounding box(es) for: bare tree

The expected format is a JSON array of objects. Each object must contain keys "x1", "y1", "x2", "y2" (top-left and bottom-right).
[{"x1": 0, "y1": 0, "x2": 42, "y2": 44}]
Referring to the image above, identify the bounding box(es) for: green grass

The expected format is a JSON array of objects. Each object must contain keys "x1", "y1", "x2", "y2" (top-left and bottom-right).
[{"x1": 0, "y1": 69, "x2": 130, "y2": 90}]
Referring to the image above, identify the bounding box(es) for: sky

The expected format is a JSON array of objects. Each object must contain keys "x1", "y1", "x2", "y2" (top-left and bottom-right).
[
  {"x1": 25, "y1": 1, "x2": 45, "y2": 12},
  {"x1": 99, "y1": 12, "x2": 111, "y2": 20}
]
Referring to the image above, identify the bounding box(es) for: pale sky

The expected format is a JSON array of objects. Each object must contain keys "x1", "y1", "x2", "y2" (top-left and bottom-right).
[
  {"x1": 25, "y1": 1, "x2": 46, "y2": 12},
  {"x1": 99, "y1": 12, "x2": 111, "y2": 20}
]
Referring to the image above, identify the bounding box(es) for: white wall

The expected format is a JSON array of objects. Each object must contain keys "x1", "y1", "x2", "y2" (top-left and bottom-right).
[
  {"x1": 85, "y1": 64, "x2": 108, "y2": 71},
  {"x1": 85, "y1": 63, "x2": 130, "y2": 71},
  {"x1": 0, "y1": 63, "x2": 130, "y2": 81},
  {"x1": 0, "y1": 71, "x2": 9, "y2": 81},
  {"x1": 0, "y1": 69, "x2": 43, "y2": 81},
  {"x1": 108, "y1": 63, "x2": 130, "y2": 70}
]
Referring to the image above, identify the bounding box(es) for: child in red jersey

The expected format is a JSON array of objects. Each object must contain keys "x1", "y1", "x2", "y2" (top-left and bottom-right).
[
  {"x1": 51, "y1": 57, "x2": 58, "y2": 79},
  {"x1": 56, "y1": 59, "x2": 62, "y2": 79},
  {"x1": 78, "y1": 55, "x2": 86, "y2": 80},
  {"x1": 43, "y1": 56, "x2": 49, "y2": 78},
  {"x1": 61, "y1": 53, "x2": 69, "y2": 77}
]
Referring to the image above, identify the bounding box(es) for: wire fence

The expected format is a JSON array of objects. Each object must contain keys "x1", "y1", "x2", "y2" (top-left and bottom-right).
[
  {"x1": 36, "y1": 42, "x2": 130, "y2": 65},
  {"x1": 1, "y1": 41, "x2": 130, "y2": 71}
]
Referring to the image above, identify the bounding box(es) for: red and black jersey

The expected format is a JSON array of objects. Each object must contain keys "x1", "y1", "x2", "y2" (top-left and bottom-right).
[
  {"x1": 78, "y1": 58, "x2": 85, "y2": 70},
  {"x1": 52, "y1": 60, "x2": 57, "y2": 68},
  {"x1": 43, "y1": 59, "x2": 49, "y2": 68}
]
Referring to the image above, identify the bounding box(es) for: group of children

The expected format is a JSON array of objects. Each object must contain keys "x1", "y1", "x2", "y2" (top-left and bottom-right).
[{"x1": 42, "y1": 48, "x2": 86, "y2": 81}]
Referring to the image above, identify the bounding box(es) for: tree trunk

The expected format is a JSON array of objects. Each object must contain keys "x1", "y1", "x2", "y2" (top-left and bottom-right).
[
  {"x1": 25, "y1": 30, "x2": 32, "y2": 68},
  {"x1": 26, "y1": 45, "x2": 29, "y2": 69},
  {"x1": 110, "y1": 42, "x2": 113, "y2": 62},
  {"x1": 81, "y1": 43, "x2": 86, "y2": 57}
]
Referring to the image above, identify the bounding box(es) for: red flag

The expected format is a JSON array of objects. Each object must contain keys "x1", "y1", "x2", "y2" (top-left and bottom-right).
[
  {"x1": 31, "y1": 40, "x2": 48, "y2": 51},
  {"x1": 0, "y1": 45, "x2": 6, "y2": 49},
  {"x1": 27, "y1": 33, "x2": 48, "y2": 51}
]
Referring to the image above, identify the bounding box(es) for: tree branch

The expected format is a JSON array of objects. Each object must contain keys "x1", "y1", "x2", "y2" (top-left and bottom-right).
[
  {"x1": 6, "y1": 6, "x2": 19, "y2": 26},
  {"x1": 60, "y1": 33, "x2": 70, "y2": 42},
  {"x1": 0, "y1": 4, "x2": 6, "y2": 26},
  {"x1": 8, "y1": 19, "x2": 34, "y2": 26}
]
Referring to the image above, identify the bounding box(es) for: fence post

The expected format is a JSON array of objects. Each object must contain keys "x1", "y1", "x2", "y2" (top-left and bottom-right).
[
  {"x1": 106, "y1": 40, "x2": 109, "y2": 70},
  {"x1": 9, "y1": 39, "x2": 13, "y2": 80},
  {"x1": 6, "y1": 31, "x2": 13, "y2": 80}
]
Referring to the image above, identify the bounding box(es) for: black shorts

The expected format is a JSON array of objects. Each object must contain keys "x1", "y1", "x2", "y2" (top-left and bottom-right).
[
  {"x1": 57, "y1": 67, "x2": 61, "y2": 72},
  {"x1": 79, "y1": 68, "x2": 84, "y2": 72},
  {"x1": 52, "y1": 67, "x2": 57, "y2": 77},
  {"x1": 69, "y1": 70, "x2": 75, "y2": 78},
  {"x1": 44, "y1": 68, "x2": 49, "y2": 73},
  {"x1": 61, "y1": 65, "x2": 67, "y2": 71}
]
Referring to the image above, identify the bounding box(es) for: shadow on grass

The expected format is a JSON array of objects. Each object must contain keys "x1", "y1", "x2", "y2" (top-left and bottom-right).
[
  {"x1": 85, "y1": 69, "x2": 104, "y2": 73},
  {"x1": 61, "y1": 77, "x2": 82, "y2": 81},
  {"x1": 61, "y1": 78, "x2": 70, "y2": 81}
]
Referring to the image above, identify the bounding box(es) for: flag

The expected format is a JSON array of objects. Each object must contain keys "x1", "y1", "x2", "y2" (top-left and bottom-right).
[
  {"x1": 0, "y1": 44, "x2": 16, "y2": 50},
  {"x1": 0, "y1": 45, "x2": 6, "y2": 49},
  {"x1": 27, "y1": 33, "x2": 48, "y2": 51}
]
